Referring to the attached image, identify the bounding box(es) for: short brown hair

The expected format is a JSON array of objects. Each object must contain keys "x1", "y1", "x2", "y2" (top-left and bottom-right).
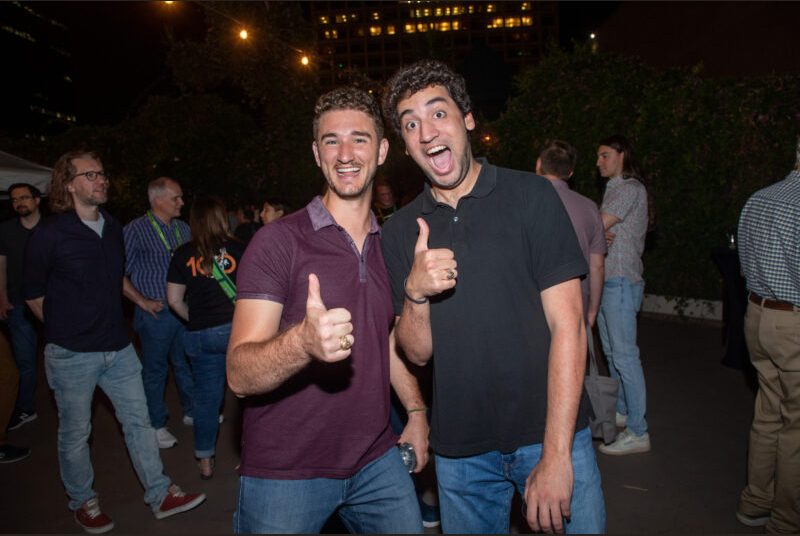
[
  {"x1": 49, "y1": 149, "x2": 101, "y2": 213},
  {"x1": 382, "y1": 60, "x2": 472, "y2": 136},
  {"x1": 313, "y1": 87, "x2": 384, "y2": 140},
  {"x1": 538, "y1": 140, "x2": 577, "y2": 180}
]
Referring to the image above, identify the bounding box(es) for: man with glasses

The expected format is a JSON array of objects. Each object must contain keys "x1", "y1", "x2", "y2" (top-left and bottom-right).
[
  {"x1": 0, "y1": 183, "x2": 43, "y2": 432},
  {"x1": 122, "y1": 177, "x2": 194, "y2": 449},
  {"x1": 23, "y1": 150, "x2": 205, "y2": 533}
]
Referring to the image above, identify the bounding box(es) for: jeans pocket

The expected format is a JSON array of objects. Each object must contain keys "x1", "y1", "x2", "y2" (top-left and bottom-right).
[{"x1": 44, "y1": 343, "x2": 75, "y2": 360}]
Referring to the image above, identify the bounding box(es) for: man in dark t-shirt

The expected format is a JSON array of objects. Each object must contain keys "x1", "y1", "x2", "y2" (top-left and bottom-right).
[
  {"x1": 227, "y1": 87, "x2": 427, "y2": 534},
  {"x1": 380, "y1": 60, "x2": 605, "y2": 534}
]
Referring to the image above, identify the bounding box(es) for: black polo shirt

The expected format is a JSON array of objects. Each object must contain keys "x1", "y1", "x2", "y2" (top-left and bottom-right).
[
  {"x1": 0, "y1": 217, "x2": 39, "y2": 305},
  {"x1": 382, "y1": 159, "x2": 591, "y2": 456},
  {"x1": 23, "y1": 209, "x2": 130, "y2": 352}
]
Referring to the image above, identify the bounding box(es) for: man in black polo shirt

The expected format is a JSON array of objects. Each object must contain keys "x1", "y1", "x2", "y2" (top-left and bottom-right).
[
  {"x1": 23, "y1": 149, "x2": 205, "y2": 534},
  {"x1": 381, "y1": 60, "x2": 605, "y2": 534}
]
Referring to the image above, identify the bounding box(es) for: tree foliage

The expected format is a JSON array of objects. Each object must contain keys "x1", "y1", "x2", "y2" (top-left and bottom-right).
[{"x1": 490, "y1": 45, "x2": 800, "y2": 299}]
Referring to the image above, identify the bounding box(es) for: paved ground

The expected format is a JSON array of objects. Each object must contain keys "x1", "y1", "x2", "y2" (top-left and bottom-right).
[{"x1": 0, "y1": 315, "x2": 764, "y2": 534}]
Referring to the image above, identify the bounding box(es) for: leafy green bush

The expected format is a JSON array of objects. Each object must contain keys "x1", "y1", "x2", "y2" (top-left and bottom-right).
[{"x1": 489, "y1": 45, "x2": 800, "y2": 299}]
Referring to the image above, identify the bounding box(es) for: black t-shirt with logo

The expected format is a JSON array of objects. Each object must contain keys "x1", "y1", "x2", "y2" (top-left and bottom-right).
[{"x1": 167, "y1": 239, "x2": 244, "y2": 331}]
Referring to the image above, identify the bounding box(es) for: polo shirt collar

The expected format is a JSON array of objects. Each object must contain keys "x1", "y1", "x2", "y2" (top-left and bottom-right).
[
  {"x1": 307, "y1": 195, "x2": 381, "y2": 234},
  {"x1": 421, "y1": 157, "x2": 497, "y2": 214}
]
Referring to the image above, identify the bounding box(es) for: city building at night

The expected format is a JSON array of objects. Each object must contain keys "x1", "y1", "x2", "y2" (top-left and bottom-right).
[
  {"x1": 308, "y1": 1, "x2": 559, "y2": 86},
  {"x1": 0, "y1": 1, "x2": 76, "y2": 141}
]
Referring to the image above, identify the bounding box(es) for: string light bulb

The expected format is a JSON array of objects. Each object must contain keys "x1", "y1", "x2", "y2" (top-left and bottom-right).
[{"x1": 239, "y1": 29, "x2": 249, "y2": 40}]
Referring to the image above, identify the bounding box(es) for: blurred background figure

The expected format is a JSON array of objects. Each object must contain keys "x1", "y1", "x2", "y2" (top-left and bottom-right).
[
  {"x1": 232, "y1": 203, "x2": 260, "y2": 245},
  {"x1": 258, "y1": 198, "x2": 289, "y2": 225},
  {"x1": 167, "y1": 195, "x2": 244, "y2": 480},
  {"x1": 0, "y1": 330, "x2": 30, "y2": 463},
  {"x1": 372, "y1": 178, "x2": 398, "y2": 226}
]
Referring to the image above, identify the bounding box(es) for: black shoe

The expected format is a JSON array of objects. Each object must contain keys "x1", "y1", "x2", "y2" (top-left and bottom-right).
[
  {"x1": 7, "y1": 412, "x2": 37, "y2": 431},
  {"x1": 0, "y1": 444, "x2": 31, "y2": 463}
]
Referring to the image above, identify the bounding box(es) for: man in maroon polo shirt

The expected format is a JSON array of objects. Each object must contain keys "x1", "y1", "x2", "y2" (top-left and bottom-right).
[{"x1": 227, "y1": 87, "x2": 427, "y2": 534}]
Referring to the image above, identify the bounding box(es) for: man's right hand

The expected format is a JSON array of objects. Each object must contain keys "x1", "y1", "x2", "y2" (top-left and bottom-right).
[
  {"x1": 0, "y1": 296, "x2": 13, "y2": 320},
  {"x1": 404, "y1": 218, "x2": 457, "y2": 301},
  {"x1": 140, "y1": 298, "x2": 164, "y2": 318},
  {"x1": 302, "y1": 274, "x2": 354, "y2": 362}
]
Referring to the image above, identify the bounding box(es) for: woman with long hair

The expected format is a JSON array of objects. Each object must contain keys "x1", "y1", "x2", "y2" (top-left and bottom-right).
[{"x1": 166, "y1": 195, "x2": 244, "y2": 479}]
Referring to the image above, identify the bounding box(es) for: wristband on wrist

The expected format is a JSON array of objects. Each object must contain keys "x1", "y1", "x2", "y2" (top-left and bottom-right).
[
  {"x1": 403, "y1": 277, "x2": 428, "y2": 304},
  {"x1": 407, "y1": 407, "x2": 427, "y2": 414}
]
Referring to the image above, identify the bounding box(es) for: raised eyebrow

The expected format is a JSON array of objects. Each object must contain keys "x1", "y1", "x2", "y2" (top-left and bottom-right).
[{"x1": 398, "y1": 96, "x2": 449, "y2": 122}]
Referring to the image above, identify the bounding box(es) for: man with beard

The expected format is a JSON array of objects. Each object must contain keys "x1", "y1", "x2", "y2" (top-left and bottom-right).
[
  {"x1": 380, "y1": 60, "x2": 605, "y2": 534},
  {"x1": 227, "y1": 87, "x2": 427, "y2": 534},
  {"x1": 0, "y1": 183, "x2": 43, "y2": 431},
  {"x1": 23, "y1": 150, "x2": 205, "y2": 533}
]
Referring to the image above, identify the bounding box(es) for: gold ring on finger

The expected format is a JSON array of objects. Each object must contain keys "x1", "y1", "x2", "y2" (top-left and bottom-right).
[
  {"x1": 445, "y1": 268, "x2": 455, "y2": 280},
  {"x1": 339, "y1": 335, "x2": 352, "y2": 351}
]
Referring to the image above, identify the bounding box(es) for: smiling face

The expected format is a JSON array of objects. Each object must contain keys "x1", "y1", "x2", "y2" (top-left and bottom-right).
[
  {"x1": 312, "y1": 109, "x2": 388, "y2": 201},
  {"x1": 396, "y1": 85, "x2": 476, "y2": 192},
  {"x1": 68, "y1": 157, "x2": 109, "y2": 208},
  {"x1": 596, "y1": 145, "x2": 625, "y2": 179}
]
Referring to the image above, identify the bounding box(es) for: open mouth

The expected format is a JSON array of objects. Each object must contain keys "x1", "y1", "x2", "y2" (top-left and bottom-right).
[
  {"x1": 426, "y1": 144, "x2": 452, "y2": 173},
  {"x1": 336, "y1": 165, "x2": 361, "y2": 176}
]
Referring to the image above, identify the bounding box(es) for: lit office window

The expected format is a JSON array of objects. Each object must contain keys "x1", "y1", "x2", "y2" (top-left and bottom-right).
[
  {"x1": 370, "y1": 25, "x2": 382, "y2": 36},
  {"x1": 435, "y1": 7, "x2": 442, "y2": 16},
  {"x1": 372, "y1": 12, "x2": 380, "y2": 20},
  {"x1": 468, "y1": 6, "x2": 475, "y2": 14},
  {"x1": 417, "y1": 22, "x2": 428, "y2": 32},
  {"x1": 438, "y1": 21, "x2": 451, "y2": 31},
  {"x1": 350, "y1": 13, "x2": 359, "y2": 21},
  {"x1": 522, "y1": 16, "x2": 533, "y2": 26},
  {"x1": 423, "y1": 8, "x2": 430, "y2": 16},
  {"x1": 488, "y1": 17, "x2": 503, "y2": 29},
  {"x1": 521, "y1": 2, "x2": 531, "y2": 10},
  {"x1": 505, "y1": 17, "x2": 521, "y2": 28},
  {"x1": 452, "y1": 19, "x2": 461, "y2": 30},
  {"x1": 387, "y1": 24, "x2": 396, "y2": 35},
  {"x1": 319, "y1": 15, "x2": 329, "y2": 24},
  {"x1": 453, "y1": 6, "x2": 463, "y2": 15},
  {"x1": 336, "y1": 14, "x2": 347, "y2": 23},
  {"x1": 415, "y1": 9, "x2": 421, "y2": 18},
  {"x1": 405, "y1": 23, "x2": 416, "y2": 33},
  {"x1": 487, "y1": 4, "x2": 496, "y2": 12}
]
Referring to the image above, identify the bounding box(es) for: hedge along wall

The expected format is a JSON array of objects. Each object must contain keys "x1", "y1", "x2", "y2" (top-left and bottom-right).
[{"x1": 487, "y1": 45, "x2": 800, "y2": 300}]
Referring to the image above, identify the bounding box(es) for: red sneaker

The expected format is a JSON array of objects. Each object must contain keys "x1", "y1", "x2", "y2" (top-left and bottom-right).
[
  {"x1": 74, "y1": 498, "x2": 114, "y2": 534},
  {"x1": 154, "y1": 484, "x2": 206, "y2": 520}
]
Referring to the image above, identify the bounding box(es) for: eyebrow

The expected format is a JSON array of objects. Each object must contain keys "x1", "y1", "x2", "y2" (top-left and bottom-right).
[
  {"x1": 320, "y1": 130, "x2": 373, "y2": 141},
  {"x1": 398, "y1": 96, "x2": 449, "y2": 121}
]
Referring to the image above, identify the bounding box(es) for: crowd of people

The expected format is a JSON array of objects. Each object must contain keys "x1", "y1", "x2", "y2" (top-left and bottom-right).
[{"x1": 1, "y1": 58, "x2": 797, "y2": 535}]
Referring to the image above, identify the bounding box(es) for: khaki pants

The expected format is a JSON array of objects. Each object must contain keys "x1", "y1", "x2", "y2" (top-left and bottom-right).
[
  {"x1": 738, "y1": 302, "x2": 800, "y2": 533},
  {"x1": 0, "y1": 331, "x2": 19, "y2": 445}
]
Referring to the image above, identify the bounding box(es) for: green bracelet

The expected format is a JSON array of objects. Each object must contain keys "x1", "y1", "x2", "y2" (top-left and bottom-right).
[
  {"x1": 403, "y1": 277, "x2": 428, "y2": 304},
  {"x1": 407, "y1": 407, "x2": 427, "y2": 414}
]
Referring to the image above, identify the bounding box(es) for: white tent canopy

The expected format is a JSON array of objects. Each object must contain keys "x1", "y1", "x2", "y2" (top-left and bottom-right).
[{"x1": 0, "y1": 150, "x2": 52, "y2": 197}]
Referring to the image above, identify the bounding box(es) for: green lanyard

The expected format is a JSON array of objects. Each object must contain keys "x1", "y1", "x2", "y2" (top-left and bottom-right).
[
  {"x1": 211, "y1": 249, "x2": 236, "y2": 304},
  {"x1": 147, "y1": 210, "x2": 183, "y2": 253}
]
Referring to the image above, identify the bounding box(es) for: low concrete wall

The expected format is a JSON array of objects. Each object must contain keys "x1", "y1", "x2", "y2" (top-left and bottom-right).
[{"x1": 641, "y1": 294, "x2": 723, "y2": 321}]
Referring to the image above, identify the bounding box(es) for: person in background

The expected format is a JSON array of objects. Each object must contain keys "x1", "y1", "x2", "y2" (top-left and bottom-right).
[
  {"x1": 0, "y1": 182, "x2": 43, "y2": 431},
  {"x1": 595, "y1": 135, "x2": 651, "y2": 456},
  {"x1": 24, "y1": 149, "x2": 205, "y2": 534},
  {"x1": 259, "y1": 198, "x2": 289, "y2": 226},
  {"x1": 122, "y1": 177, "x2": 195, "y2": 449},
  {"x1": 232, "y1": 203, "x2": 260, "y2": 245},
  {"x1": 735, "y1": 139, "x2": 800, "y2": 533},
  {"x1": 167, "y1": 195, "x2": 244, "y2": 480},
  {"x1": 0, "y1": 330, "x2": 30, "y2": 462},
  {"x1": 373, "y1": 179, "x2": 399, "y2": 225}
]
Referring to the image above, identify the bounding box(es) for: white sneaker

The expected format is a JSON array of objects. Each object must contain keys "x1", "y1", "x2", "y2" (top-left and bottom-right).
[
  {"x1": 182, "y1": 415, "x2": 224, "y2": 426},
  {"x1": 156, "y1": 427, "x2": 178, "y2": 449},
  {"x1": 598, "y1": 428, "x2": 650, "y2": 455},
  {"x1": 615, "y1": 412, "x2": 627, "y2": 428}
]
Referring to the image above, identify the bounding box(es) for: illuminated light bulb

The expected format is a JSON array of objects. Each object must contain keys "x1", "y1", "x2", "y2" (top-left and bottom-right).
[
  {"x1": 301, "y1": 55, "x2": 310, "y2": 66},
  {"x1": 239, "y1": 29, "x2": 248, "y2": 40}
]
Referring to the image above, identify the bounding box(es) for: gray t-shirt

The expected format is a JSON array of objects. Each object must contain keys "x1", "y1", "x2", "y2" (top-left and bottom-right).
[{"x1": 601, "y1": 176, "x2": 647, "y2": 283}]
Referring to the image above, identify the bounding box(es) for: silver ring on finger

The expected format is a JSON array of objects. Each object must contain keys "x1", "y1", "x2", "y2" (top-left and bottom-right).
[{"x1": 339, "y1": 335, "x2": 352, "y2": 351}]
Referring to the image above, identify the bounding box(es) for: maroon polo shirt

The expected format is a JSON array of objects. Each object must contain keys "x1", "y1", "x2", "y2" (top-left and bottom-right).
[{"x1": 235, "y1": 196, "x2": 397, "y2": 479}]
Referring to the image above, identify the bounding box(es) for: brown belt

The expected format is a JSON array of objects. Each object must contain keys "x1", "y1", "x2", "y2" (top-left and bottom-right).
[{"x1": 749, "y1": 292, "x2": 799, "y2": 311}]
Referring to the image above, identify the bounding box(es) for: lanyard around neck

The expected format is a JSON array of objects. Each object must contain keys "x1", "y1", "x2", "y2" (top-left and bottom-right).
[{"x1": 147, "y1": 210, "x2": 183, "y2": 253}]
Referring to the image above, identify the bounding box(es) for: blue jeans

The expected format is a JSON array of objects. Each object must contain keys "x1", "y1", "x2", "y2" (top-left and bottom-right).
[
  {"x1": 44, "y1": 343, "x2": 171, "y2": 511},
  {"x1": 597, "y1": 276, "x2": 648, "y2": 436},
  {"x1": 184, "y1": 323, "x2": 230, "y2": 458},
  {"x1": 6, "y1": 305, "x2": 39, "y2": 415},
  {"x1": 233, "y1": 446, "x2": 423, "y2": 534},
  {"x1": 435, "y1": 427, "x2": 605, "y2": 534},
  {"x1": 133, "y1": 307, "x2": 194, "y2": 428}
]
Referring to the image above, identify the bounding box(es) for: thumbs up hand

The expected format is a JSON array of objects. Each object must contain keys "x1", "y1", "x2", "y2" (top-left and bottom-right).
[
  {"x1": 303, "y1": 274, "x2": 354, "y2": 362},
  {"x1": 404, "y1": 218, "x2": 457, "y2": 303}
]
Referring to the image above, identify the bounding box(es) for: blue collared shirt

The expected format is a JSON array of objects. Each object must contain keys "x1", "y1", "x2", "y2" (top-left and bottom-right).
[
  {"x1": 738, "y1": 170, "x2": 800, "y2": 306},
  {"x1": 123, "y1": 213, "x2": 191, "y2": 301}
]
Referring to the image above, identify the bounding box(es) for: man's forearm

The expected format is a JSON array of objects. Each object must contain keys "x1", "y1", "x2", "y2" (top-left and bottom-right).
[
  {"x1": 389, "y1": 330, "x2": 426, "y2": 410},
  {"x1": 227, "y1": 323, "x2": 313, "y2": 396},
  {"x1": 25, "y1": 297, "x2": 44, "y2": 322},
  {"x1": 395, "y1": 304, "x2": 433, "y2": 365},
  {"x1": 588, "y1": 255, "x2": 605, "y2": 326},
  {"x1": 122, "y1": 276, "x2": 149, "y2": 308}
]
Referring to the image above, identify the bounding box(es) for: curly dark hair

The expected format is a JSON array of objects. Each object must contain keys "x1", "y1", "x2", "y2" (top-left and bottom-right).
[
  {"x1": 313, "y1": 86, "x2": 384, "y2": 140},
  {"x1": 382, "y1": 60, "x2": 472, "y2": 136}
]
